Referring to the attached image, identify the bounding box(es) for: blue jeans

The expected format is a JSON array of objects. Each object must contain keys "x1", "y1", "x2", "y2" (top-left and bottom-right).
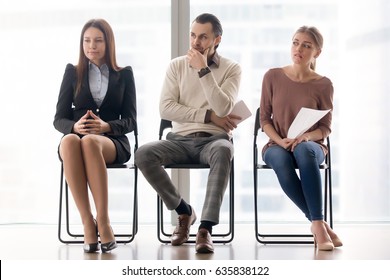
[{"x1": 263, "y1": 142, "x2": 325, "y2": 221}]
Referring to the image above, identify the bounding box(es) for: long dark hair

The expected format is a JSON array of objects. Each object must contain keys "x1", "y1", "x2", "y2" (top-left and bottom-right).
[{"x1": 75, "y1": 19, "x2": 120, "y2": 95}]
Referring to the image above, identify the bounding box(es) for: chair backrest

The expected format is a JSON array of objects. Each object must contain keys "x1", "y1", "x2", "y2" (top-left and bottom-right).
[
  {"x1": 254, "y1": 107, "x2": 261, "y2": 135},
  {"x1": 131, "y1": 122, "x2": 139, "y2": 152},
  {"x1": 159, "y1": 119, "x2": 172, "y2": 140}
]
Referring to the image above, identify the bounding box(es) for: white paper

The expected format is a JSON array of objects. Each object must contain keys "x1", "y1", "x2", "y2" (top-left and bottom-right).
[
  {"x1": 287, "y1": 107, "x2": 331, "y2": 139},
  {"x1": 230, "y1": 100, "x2": 252, "y2": 125}
]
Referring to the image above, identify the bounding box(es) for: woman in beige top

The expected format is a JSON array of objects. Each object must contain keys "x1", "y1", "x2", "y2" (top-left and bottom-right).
[{"x1": 259, "y1": 26, "x2": 342, "y2": 251}]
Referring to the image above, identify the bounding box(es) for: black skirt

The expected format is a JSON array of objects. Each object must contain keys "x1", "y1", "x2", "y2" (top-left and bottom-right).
[{"x1": 57, "y1": 133, "x2": 131, "y2": 164}]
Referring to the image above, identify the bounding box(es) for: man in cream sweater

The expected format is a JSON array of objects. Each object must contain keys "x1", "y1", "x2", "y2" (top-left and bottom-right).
[{"x1": 135, "y1": 13, "x2": 241, "y2": 254}]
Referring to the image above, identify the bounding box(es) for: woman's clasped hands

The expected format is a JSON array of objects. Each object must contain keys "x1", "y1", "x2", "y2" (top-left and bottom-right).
[
  {"x1": 74, "y1": 110, "x2": 110, "y2": 135},
  {"x1": 280, "y1": 133, "x2": 310, "y2": 152}
]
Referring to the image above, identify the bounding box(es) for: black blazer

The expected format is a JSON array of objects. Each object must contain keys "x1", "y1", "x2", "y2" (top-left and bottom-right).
[{"x1": 54, "y1": 63, "x2": 137, "y2": 163}]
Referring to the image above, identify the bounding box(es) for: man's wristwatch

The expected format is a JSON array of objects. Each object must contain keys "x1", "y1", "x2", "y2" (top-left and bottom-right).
[{"x1": 198, "y1": 66, "x2": 211, "y2": 78}]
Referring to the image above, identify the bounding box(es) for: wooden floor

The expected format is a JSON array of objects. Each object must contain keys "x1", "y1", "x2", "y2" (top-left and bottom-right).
[{"x1": 1, "y1": 223, "x2": 390, "y2": 260}]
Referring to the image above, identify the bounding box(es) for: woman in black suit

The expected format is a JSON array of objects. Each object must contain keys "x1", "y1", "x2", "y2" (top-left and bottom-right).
[{"x1": 54, "y1": 19, "x2": 136, "y2": 253}]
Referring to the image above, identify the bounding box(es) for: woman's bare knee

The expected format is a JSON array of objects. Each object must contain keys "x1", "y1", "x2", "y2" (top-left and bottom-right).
[
  {"x1": 81, "y1": 135, "x2": 102, "y2": 155},
  {"x1": 61, "y1": 134, "x2": 81, "y2": 146},
  {"x1": 81, "y1": 135, "x2": 116, "y2": 163},
  {"x1": 60, "y1": 134, "x2": 82, "y2": 159}
]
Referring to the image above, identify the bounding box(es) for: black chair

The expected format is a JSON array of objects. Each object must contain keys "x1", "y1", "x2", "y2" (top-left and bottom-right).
[
  {"x1": 157, "y1": 119, "x2": 234, "y2": 244},
  {"x1": 253, "y1": 107, "x2": 333, "y2": 244},
  {"x1": 58, "y1": 125, "x2": 138, "y2": 244}
]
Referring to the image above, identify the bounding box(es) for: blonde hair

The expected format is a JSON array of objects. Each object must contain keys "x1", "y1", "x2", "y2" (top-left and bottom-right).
[{"x1": 294, "y1": 26, "x2": 323, "y2": 70}]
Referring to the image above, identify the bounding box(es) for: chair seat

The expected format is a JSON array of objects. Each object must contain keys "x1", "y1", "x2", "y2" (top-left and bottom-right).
[
  {"x1": 163, "y1": 163, "x2": 210, "y2": 169},
  {"x1": 107, "y1": 163, "x2": 137, "y2": 169},
  {"x1": 257, "y1": 163, "x2": 329, "y2": 169}
]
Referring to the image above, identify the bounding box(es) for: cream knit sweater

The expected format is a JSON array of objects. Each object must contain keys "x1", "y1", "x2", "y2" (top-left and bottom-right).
[{"x1": 159, "y1": 54, "x2": 241, "y2": 136}]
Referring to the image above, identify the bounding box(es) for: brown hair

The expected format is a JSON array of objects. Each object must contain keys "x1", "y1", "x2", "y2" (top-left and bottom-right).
[
  {"x1": 294, "y1": 26, "x2": 323, "y2": 70},
  {"x1": 193, "y1": 13, "x2": 223, "y2": 49},
  {"x1": 75, "y1": 19, "x2": 121, "y2": 95}
]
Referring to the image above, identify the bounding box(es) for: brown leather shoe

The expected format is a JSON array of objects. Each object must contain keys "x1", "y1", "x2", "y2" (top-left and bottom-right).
[
  {"x1": 195, "y1": 228, "x2": 214, "y2": 253},
  {"x1": 171, "y1": 210, "x2": 197, "y2": 246}
]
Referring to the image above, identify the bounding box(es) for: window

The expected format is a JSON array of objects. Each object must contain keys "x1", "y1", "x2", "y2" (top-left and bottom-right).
[
  {"x1": 0, "y1": 0, "x2": 389, "y2": 225},
  {"x1": 0, "y1": 0, "x2": 171, "y2": 224},
  {"x1": 190, "y1": 0, "x2": 390, "y2": 223}
]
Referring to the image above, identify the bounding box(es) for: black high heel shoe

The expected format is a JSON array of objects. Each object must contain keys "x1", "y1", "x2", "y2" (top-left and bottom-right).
[
  {"x1": 100, "y1": 226, "x2": 117, "y2": 253},
  {"x1": 83, "y1": 242, "x2": 100, "y2": 253},
  {"x1": 101, "y1": 240, "x2": 117, "y2": 253},
  {"x1": 83, "y1": 219, "x2": 100, "y2": 253}
]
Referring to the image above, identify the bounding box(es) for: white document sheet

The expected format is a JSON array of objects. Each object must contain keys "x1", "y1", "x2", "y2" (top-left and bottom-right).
[
  {"x1": 287, "y1": 107, "x2": 331, "y2": 139},
  {"x1": 230, "y1": 100, "x2": 252, "y2": 125}
]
